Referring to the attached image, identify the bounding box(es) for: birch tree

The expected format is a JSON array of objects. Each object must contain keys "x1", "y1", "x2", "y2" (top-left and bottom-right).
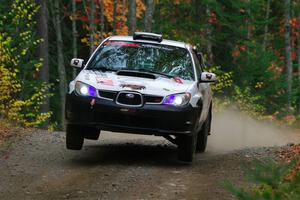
[
  {"x1": 128, "y1": 0, "x2": 136, "y2": 35},
  {"x1": 144, "y1": 0, "x2": 154, "y2": 32}
]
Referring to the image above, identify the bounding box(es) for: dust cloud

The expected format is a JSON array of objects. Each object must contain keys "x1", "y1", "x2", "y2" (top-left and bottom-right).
[
  {"x1": 207, "y1": 109, "x2": 300, "y2": 155},
  {"x1": 99, "y1": 109, "x2": 300, "y2": 155}
]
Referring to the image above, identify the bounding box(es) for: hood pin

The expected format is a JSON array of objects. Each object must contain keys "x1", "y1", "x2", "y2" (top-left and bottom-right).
[{"x1": 90, "y1": 99, "x2": 96, "y2": 109}]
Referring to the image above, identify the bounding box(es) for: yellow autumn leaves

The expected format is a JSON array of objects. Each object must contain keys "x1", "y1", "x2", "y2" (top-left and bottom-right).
[
  {"x1": 0, "y1": 0, "x2": 52, "y2": 127},
  {"x1": 80, "y1": 0, "x2": 146, "y2": 47}
]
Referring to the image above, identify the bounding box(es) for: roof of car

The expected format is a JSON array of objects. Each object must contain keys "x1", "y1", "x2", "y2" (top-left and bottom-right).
[{"x1": 108, "y1": 35, "x2": 193, "y2": 50}]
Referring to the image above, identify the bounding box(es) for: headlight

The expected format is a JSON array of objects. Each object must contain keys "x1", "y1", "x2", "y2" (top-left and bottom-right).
[
  {"x1": 75, "y1": 81, "x2": 97, "y2": 97},
  {"x1": 163, "y1": 93, "x2": 191, "y2": 107}
]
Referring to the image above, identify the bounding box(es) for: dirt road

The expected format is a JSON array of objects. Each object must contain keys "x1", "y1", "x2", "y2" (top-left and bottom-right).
[{"x1": 0, "y1": 110, "x2": 299, "y2": 200}]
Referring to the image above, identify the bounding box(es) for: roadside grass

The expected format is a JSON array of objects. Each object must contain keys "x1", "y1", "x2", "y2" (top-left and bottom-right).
[{"x1": 223, "y1": 144, "x2": 300, "y2": 200}]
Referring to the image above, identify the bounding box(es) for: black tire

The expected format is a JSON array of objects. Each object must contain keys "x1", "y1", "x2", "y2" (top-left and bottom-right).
[
  {"x1": 66, "y1": 124, "x2": 84, "y2": 150},
  {"x1": 196, "y1": 106, "x2": 212, "y2": 153},
  {"x1": 84, "y1": 127, "x2": 100, "y2": 140},
  {"x1": 177, "y1": 132, "x2": 197, "y2": 163}
]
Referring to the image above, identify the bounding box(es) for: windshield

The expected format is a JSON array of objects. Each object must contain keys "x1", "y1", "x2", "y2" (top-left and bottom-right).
[{"x1": 87, "y1": 41, "x2": 195, "y2": 81}]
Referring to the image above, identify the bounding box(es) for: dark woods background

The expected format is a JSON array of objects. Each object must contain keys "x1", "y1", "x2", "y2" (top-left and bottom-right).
[{"x1": 1, "y1": 0, "x2": 300, "y2": 129}]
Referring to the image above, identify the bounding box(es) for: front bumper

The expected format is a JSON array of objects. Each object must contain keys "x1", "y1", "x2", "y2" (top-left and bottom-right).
[{"x1": 65, "y1": 93, "x2": 200, "y2": 136}]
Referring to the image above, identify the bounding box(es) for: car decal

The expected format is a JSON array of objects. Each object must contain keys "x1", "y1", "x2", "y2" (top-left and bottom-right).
[
  {"x1": 120, "y1": 84, "x2": 146, "y2": 90},
  {"x1": 96, "y1": 77, "x2": 114, "y2": 86},
  {"x1": 90, "y1": 99, "x2": 96, "y2": 109},
  {"x1": 173, "y1": 77, "x2": 183, "y2": 84},
  {"x1": 206, "y1": 74, "x2": 212, "y2": 80},
  {"x1": 103, "y1": 41, "x2": 141, "y2": 47}
]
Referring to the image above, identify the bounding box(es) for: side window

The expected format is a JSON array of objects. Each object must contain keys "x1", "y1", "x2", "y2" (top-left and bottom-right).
[
  {"x1": 192, "y1": 52, "x2": 202, "y2": 79},
  {"x1": 196, "y1": 52, "x2": 206, "y2": 71}
]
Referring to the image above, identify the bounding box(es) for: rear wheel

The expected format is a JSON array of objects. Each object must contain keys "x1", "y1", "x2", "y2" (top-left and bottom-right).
[
  {"x1": 196, "y1": 106, "x2": 212, "y2": 153},
  {"x1": 66, "y1": 124, "x2": 84, "y2": 150},
  {"x1": 177, "y1": 131, "x2": 197, "y2": 163}
]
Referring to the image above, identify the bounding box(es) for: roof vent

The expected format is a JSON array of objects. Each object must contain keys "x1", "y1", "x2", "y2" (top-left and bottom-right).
[{"x1": 133, "y1": 32, "x2": 163, "y2": 43}]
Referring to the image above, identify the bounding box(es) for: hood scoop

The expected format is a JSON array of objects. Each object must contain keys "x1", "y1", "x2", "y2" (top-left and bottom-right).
[{"x1": 116, "y1": 70, "x2": 156, "y2": 79}]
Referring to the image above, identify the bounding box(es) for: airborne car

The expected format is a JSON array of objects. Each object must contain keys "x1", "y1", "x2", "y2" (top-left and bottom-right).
[{"x1": 65, "y1": 32, "x2": 216, "y2": 162}]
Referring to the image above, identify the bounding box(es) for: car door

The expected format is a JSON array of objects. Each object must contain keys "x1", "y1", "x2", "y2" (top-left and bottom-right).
[{"x1": 192, "y1": 51, "x2": 211, "y2": 122}]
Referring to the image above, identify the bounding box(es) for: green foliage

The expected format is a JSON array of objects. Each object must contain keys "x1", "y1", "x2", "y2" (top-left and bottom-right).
[
  {"x1": 209, "y1": 65, "x2": 233, "y2": 93},
  {"x1": 232, "y1": 86, "x2": 266, "y2": 118},
  {"x1": 224, "y1": 159, "x2": 300, "y2": 200},
  {"x1": 0, "y1": 0, "x2": 52, "y2": 127},
  {"x1": 233, "y1": 42, "x2": 286, "y2": 116},
  {"x1": 208, "y1": 66, "x2": 233, "y2": 111}
]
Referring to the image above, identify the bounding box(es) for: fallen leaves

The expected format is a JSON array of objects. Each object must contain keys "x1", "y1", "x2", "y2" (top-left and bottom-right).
[
  {"x1": 276, "y1": 143, "x2": 300, "y2": 182},
  {"x1": 0, "y1": 120, "x2": 31, "y2": 145},
  {"x1": 276, "y1": 143, "x2": 300, "y2": 162}
]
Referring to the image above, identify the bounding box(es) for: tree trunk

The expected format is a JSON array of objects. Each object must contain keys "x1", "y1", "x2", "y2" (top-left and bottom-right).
[
  {"x1": 128, "y1": 0, "x2": 136, "y2": 35},
  {"x1": 51, "y1": 0, "x2": 67, "y2": 129},
  {"x1": 263, "y1": 0, "x2": 271, "y2": 51},
  {"x1": 113, "y1": 0, "x2": 117, "y2": 34},
  {"x1": 90, "y1": 0, "x2": 95, "y2": 54},
  {"x1": 284, "y1": 0, "x2": 293, "y2": 113},
  {"x1": 36, "y1": 0, "x2": 49, "y2": 115},
  {"x1": 144, "y1": 0, "x2": 154, "y2": 32},
  {"x1": 72, "y1": 0, "x2": 78, "y2": 78},
  {"x1": 298, "y1": 11, "x2": 300, "y2": 115},
  {"x1": 100, "y1": 0, "x2": 105, "y2": 39},
  {"x1": 206, "y1": 6, "x2": 213, "y2": 64}
]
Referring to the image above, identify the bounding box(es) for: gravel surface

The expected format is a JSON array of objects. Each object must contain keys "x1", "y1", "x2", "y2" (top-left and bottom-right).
[{"x1": 0, "y1": 110, "x2": 299, "y2": 200}]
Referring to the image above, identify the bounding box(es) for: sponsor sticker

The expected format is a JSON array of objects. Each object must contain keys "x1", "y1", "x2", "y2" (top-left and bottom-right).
[
  {"x1": 206, "y1": 74, "x2": 212, "y2": 80},
  {"x1": 96, "y1": 77, "x2": 114, "y2": 86},
  {"x1": 120, "y1": 84, "x2": 146, "y2": 90},
  {"x1": 173, "y1": 77, "x2": 183, "y2": 84},
  {"x1": 90, "y1": 99, "x2": 96, "y2": 109},
  {"x1": 103, "y1": 41, "x2": 140, "y2": 47}
]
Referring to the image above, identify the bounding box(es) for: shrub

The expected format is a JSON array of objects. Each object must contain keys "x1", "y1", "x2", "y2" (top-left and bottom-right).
[
  {"x1": 224, "y1": 159, "x2": 300, "y2": 200},
  {"x1": 0, "y1": 0, "x2": 51, "y2": 127}
]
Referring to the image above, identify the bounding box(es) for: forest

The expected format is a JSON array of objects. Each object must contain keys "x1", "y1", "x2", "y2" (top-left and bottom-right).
[
  {"x1": 0, "y1": 0, "x2": 300, "y2": 129},
  {"x1": 1, "y1": 1, "x2": 300, "y2": 199}
]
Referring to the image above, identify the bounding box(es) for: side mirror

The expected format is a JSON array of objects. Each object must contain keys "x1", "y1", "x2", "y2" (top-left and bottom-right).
[
  {"x1": 70, "y1": 58, "x2": 84, "y2": 69},
  {"x1": 199, "y1": 72, "x2": 216, "y2": 83}
]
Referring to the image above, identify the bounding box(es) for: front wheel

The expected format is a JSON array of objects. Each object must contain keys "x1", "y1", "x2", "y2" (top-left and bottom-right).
[
  {"x1": 196, "y1": 107, "x2": 212, "y2": 153},
  {"x1": 66, "y1": 124, "x2": 84, "y2": 150},
  {"x1": 177, "y1": 132, "x2": 197, "y2": 163},
  {"x1": 83, "y1": 127, "x2": 100, "y2": 140}
]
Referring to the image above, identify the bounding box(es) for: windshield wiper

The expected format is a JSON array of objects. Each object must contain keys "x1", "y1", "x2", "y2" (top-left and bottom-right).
[{"x1": 134, "y1": 68, "x2": 174, "y2": 78}]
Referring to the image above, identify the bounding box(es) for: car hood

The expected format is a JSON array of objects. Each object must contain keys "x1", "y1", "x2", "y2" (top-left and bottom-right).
[{"x1": 73, "y1": 70, "x2": 194, "y2": 96}]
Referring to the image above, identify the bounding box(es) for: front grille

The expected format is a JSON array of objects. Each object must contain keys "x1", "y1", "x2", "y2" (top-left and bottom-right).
[
  {"x1": 144, "y1": 95, "x2": 163, "y2": 104},
  {"x1": 98, "y1": 90, "x2": 117, "y2": 100},
  {"x1": 116, "y1": 92, "x2": 143, "y2": 107}
]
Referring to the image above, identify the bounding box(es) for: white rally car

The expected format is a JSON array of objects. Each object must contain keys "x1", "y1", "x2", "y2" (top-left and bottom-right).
[{"x1": 65, "y1": 32, "x2": 216, "y2": 162}]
